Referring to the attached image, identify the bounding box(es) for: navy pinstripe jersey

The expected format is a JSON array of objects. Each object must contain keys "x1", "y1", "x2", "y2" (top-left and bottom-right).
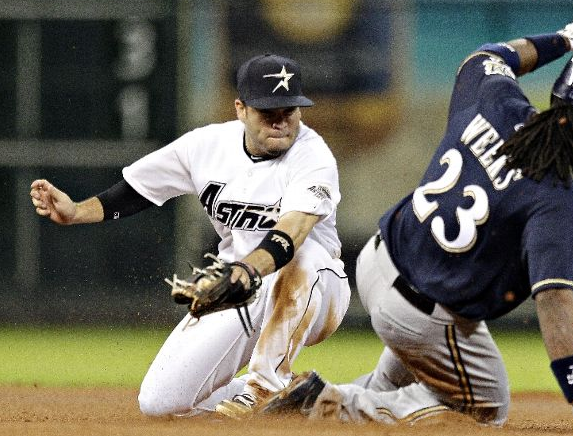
[{"x1": 379, "y1": 52, "x2": 573, "y2": 321}]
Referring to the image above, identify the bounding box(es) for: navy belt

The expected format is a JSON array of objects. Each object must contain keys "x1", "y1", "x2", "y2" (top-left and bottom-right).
[{"x1": 392, "y1": 275, "x2": 435, "y2": 315}]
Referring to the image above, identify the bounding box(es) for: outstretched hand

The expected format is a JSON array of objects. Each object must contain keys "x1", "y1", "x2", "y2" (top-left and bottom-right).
[
  {"x1": 557, "y1": 23, "x2": 573, "y2": 50},
  {"x1": 30, "y1": 179, "x2": 77, "y2": 225}
]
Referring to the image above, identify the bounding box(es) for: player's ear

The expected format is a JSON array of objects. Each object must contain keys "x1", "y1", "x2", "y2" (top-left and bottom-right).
[{"x1": 235, "y1": 99, "x2": 246, "y2": 121}]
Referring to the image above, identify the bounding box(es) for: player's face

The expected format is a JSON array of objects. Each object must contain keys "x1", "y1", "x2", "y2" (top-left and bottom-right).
[{"x1": 236, "y1": 100, "x2": 301, "y2": 158}]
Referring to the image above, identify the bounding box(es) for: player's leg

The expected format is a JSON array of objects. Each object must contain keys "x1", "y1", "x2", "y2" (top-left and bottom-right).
[
  {"x1": 303, "y1": 249, "x2": 350, "y2": 347},
  {"x1": 186, "y1": 374, "x2": 250, "y2": 416},
  {"x1": 349, "y1": 234, "x2": 417, "y2": 392},
  {"x1": 295, "y1": 234, "x2": 441, "y2": 422},
  {"x1": 137, "y1": 290, "x2": 267, "y2": 416},
  {"x1": 240, "y1": 238, "x2": 350, "y2": 398},
  {"x1": 334, "y1": 234, "x2": 510, "y2": 425},
  {"x1": 369, "y1": 252, "x2": 509, "y2": 423},
  {"x1": 324, "y1": 304, "x2": 509, "y2": 424},
  {"x1": 261, "y1": 235, "x2": 508, "y2": 424},
  {"x1": 351, "y1": 346, "x2": 416, "y2": 391},
  {"x1": 311, "y1": 378, "x2": 447, "y2": 423}
]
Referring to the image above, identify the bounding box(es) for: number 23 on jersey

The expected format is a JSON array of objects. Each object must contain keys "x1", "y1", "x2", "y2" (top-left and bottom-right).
[{"x1": 412, "y1": 148, "x2": 490, "y2": 253}]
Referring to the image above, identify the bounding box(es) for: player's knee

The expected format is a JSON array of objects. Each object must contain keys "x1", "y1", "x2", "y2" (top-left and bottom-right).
[
  {"x1": 138, "y1": 389, "x2": 167, "y2": 416},
  {"x1": 484, "y1": 376, "x2": 510, "y2": 425},
  {"x1": 138, "y1": 386, "x2": 189, "y2": 416},
  {"x1": 469, "y1": 386, "x2": 510, "y2": 426},
  {"x1": 472, "y1": 403, "x2": 509, "y2": 427},
  {"x1": 490, "y1": 387, "x2": 510, "y2": 425},
  {"x1": 138, "y1": 378, "x2": 204, "y2": 416},
  {"x1": 493, "y1": 405, "x2": 509, "y2": 426}
]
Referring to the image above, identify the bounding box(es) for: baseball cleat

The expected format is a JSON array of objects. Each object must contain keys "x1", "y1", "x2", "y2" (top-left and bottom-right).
[
  {"x1": 259, "y1": 370, "x2": 326, "y2": 415},
  {"x1": 215, "y1": 393, "x2": 257, "y2": 418}
]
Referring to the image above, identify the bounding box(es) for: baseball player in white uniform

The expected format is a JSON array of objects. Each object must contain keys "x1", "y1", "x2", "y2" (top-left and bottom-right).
[{"x1": 30, "y1": 54, "x2": 351, "y2": 418}]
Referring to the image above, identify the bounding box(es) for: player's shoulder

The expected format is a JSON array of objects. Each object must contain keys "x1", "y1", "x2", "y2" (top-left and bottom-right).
[
  {"x1": 536, "y1": 175, "x2": 573, "y2": 201},
  {"x1": 189, "y1": 119, "x2": 243, "y2": 138},
  {"x1": 457, "y1": 50, "x2": 516, "y2": 83},
  {"x1": 173, "y1": 120, "x2": 243, "y2": 150},
  {"x1": 449, "y1": 49, "x2": 526, "y2": 122},
  {"x1": 291, "y1": 122, "x2": 336, "y2": 161}
]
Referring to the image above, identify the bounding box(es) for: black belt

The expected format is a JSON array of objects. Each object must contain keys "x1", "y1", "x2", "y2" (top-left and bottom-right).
[
  {"x1": 374, "y1": 233, "x2": 382, "y2": 249},
  {"x1": 392, "y1": 275, "x2": 435, "y2": 315}
]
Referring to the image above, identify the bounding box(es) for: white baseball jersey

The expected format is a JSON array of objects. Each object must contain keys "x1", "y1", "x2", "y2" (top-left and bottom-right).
[
  {"x1": 131, "y1": 118, "x2": 350, "y2": 416},
  {"x1": 122, "y1": 120, "x2": 342, "y2": 262}
]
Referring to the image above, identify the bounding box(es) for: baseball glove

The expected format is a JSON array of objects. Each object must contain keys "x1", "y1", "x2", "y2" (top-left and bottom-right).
[{"x1": 165, "y1": 254, "x2": 262, "y2": 335}]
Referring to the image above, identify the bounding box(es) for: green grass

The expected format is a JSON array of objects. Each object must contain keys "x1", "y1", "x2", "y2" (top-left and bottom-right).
[
  {"x1": 0, "y1": 326, "x2": 168, "y2": 387},
  {"x1": 0, "y1": 326, "x2": 558, "y2": 392}
]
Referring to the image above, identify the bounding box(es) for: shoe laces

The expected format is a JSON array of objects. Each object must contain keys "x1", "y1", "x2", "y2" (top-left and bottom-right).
[{"x1": 232, "y1": 393, "x2": 257, "y2": 408}]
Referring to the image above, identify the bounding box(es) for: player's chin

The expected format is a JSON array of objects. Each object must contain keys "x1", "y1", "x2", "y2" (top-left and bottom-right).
[{"x1": 265, "y1": 137, "x2": 295, "y2": 153}]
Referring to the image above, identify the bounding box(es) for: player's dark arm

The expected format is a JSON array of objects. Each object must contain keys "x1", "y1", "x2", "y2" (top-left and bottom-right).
[
  {"x1": 535, "y1": 288, "x2": 573, "y2": 404},
  {"x1": 477, "y1": 30, "x2": 572, "y2": 77},
  {"x1": 232, "y1": 211, "x2": 319, "y2": 282}
]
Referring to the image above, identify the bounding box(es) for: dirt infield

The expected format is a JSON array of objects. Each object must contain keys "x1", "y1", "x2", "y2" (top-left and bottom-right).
[{"x1": 0, "y1": 386, "x2": 571, "y2": 436}]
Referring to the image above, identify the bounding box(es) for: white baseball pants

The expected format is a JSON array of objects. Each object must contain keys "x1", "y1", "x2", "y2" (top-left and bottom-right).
[{"x1": 138, "y1": 238, "x2": 350, "y2": 416}]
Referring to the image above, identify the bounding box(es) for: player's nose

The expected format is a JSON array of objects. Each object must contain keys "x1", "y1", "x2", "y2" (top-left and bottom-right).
[{"x1": 271, "y1": 116, "x2": 288, "y2": 129}]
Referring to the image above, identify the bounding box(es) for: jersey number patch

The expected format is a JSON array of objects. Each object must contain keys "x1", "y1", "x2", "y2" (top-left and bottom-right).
[{"x1": 412, "y1": 148, "x2": 489, "y2": 253}]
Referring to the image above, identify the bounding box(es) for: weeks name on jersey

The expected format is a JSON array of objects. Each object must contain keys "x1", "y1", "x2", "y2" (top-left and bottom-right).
[
  {"x1": 460, "y1": 113, "x2": 523, "y2": 190},
  {"x1": 199, "y1": 181, "x2": 280, "y2": 231}
]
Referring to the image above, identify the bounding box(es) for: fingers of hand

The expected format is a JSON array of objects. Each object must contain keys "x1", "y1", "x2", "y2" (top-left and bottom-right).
[
  {"x1": 30, "y1": 179, "x2": 49, "y2": 190},
  {"x1": 230, "y1": 267, "x2": 242, "y2": 284},
  {"x1": 31, "y1": 195, "x2": 43, "y2": 208},
  {"x1": 35, "y1": 207, "x2": 52, "y2": 216},
  {"x1": 30, "y1": 180, "x2": 52, "y2": 211},
  {"x1": 230, "y1": 266, "x2": 250, "y2": 288},
  {"x1": 31, "y1": 193, "x2": 50, "y2": 214}
]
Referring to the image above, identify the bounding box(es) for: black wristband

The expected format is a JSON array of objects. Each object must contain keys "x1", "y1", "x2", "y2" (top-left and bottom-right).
[
  {"x1": 525, "y1": 33, "x2": 569, "y2": 71},
  {"x1": 256, "y1": 229, "x2": 295, "y2": 271},
  {"x1": 550, "y1": 354, "x2": 573, "y2": 403},
  {"x1": 96, "y1": 179, "x2": 153, "y2": 220}
]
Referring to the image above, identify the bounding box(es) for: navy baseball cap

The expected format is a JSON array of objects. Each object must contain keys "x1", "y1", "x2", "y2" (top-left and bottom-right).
[
  {"x1": 236, "y1": 54, "x2": 314, "y2": 109},
  {"x1": 551, "y1": 56, "x2": 573, "y2": 105}
]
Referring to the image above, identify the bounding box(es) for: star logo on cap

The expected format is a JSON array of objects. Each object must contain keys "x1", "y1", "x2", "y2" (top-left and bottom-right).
[{"x1": 263, "y1": 65, "x2": 294, "y2": 93}]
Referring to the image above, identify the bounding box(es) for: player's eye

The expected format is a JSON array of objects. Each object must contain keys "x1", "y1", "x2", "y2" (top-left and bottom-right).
[{"x1": 259, "y1": 110, "x2": 275, "y2": 120}]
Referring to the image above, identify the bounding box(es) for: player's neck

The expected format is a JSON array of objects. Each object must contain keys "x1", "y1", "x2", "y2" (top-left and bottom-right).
[{"x1": 243, "y1": 135, "x2": 280, "y2": 162}]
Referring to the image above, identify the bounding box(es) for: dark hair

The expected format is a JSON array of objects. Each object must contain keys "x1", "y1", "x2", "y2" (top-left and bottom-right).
[{"x1": 500, "y1": 102, "x2": 573, "y2": 186}]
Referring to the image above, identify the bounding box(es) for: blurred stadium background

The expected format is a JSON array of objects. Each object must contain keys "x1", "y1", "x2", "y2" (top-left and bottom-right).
[{"x1": 1, "y1": 0, "x2": 570, "y2": 330}]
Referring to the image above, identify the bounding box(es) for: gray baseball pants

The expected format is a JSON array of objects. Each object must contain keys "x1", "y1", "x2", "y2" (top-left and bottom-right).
[{"x1": 310, "y1": 234, "x2": 510, "y2": 425}]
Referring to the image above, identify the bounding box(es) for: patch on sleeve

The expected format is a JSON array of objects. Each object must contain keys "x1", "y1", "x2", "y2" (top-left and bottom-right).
[
  {"x1": 308, "y1": 185, "x2": 332, "y2": 200},
  {"x1": 482, "y1": 56, "x2": 516, "y2": 80}
]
